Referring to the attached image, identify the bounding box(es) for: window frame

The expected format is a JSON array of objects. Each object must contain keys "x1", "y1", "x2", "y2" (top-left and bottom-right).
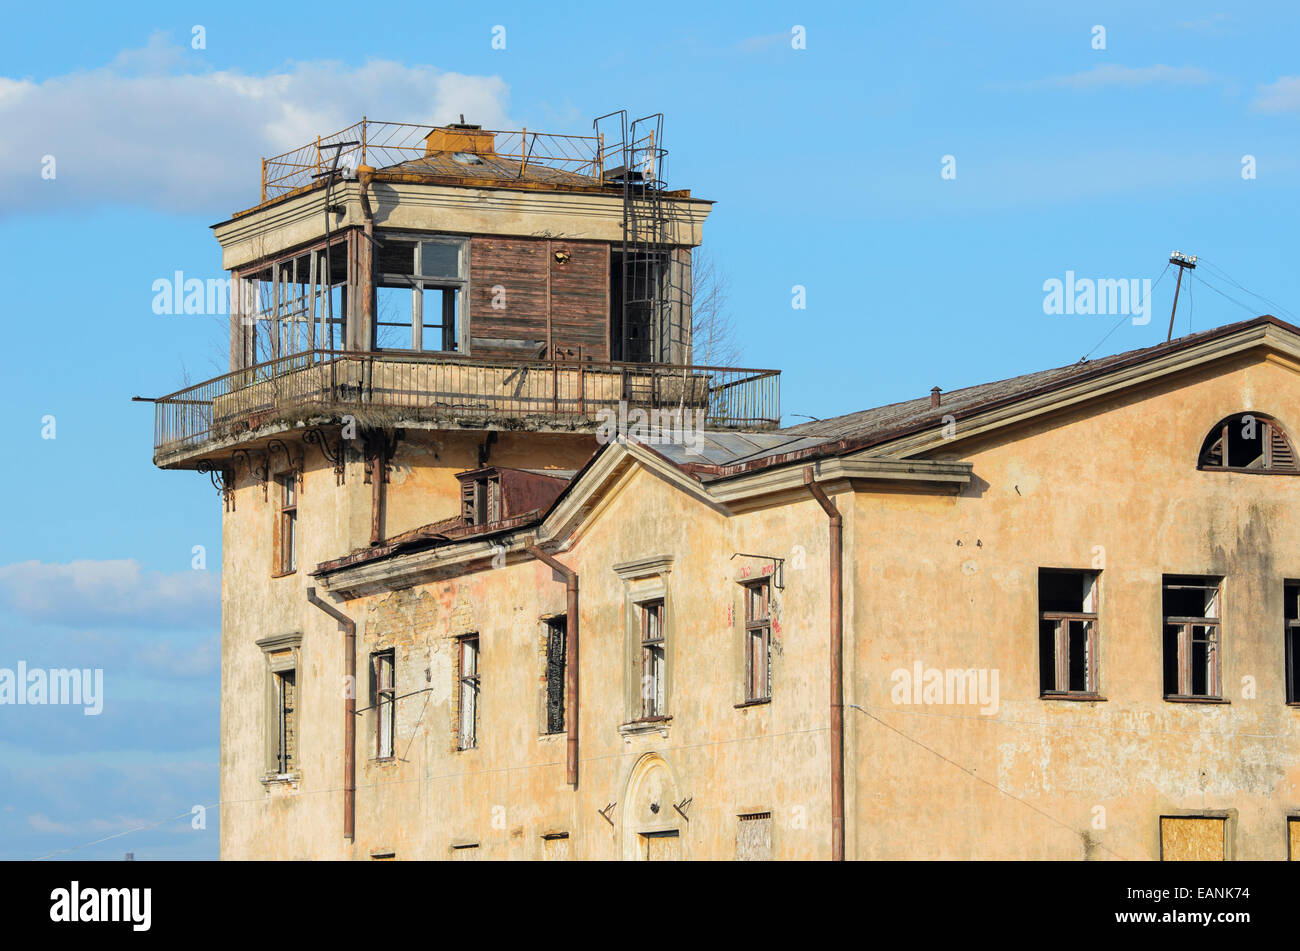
[
  {"x1": 640, "y1": 599, "x2": 666, "y2": 719},
  {"x1": 374, "y1": 234, "x2": 467, "y2": 354},
  {"x1": 371, "y1": 649, "x2": 396, "y2": 760},
  {"x1": 457, "y1": 635, "x2": 480, "y2": 751},
  {"x1": 1285, "y1": 581, "x2": 1299, "y2": 705},
  {"x1": 1162, "y1": 576, "x2": 1224, "y2": 702},
  {"x1": 544, "y1": 617, "x2": 566, "y2": 735},
  {"x1": 275, "y1": 471, "x2": 298, "y2": 575},
  {"x1": 743, "y1": 580, "x2": 772, "y2": 703},
  {"x1": 1038, "y1": 569, "x2": 1101, "y2": 698},
  {"x1": 1197, "y1": 412, "x2": 1299, "y2": 474}
]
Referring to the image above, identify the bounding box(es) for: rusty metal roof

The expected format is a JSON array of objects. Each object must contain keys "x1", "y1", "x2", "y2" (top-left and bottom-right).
[{"x1": 383, "y1": 151, "x2": 598, "y2": 187}]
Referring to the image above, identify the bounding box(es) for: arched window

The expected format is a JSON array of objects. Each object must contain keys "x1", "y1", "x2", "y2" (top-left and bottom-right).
[{"x1": 1198, "y1": 413, "x2": 1298, "y2": 473}]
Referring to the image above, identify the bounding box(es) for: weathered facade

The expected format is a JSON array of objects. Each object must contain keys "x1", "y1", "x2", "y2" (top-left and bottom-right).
[{"x1": 146, "y1": 115, "x2": 1300, "y2": 860}]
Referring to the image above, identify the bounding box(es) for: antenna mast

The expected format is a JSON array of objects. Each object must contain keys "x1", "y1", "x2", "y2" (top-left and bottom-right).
[{"x1": 1166, "y1": 250, "x2": 1198, "y2": 341}]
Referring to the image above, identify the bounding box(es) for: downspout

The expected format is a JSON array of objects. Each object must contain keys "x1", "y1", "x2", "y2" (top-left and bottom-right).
[
  {"x1": 527, "y1": 546, "x2": 579, "y2": 788},
  {"x1": 306, "y1": 587, "x2": 356, "y2": 842},
  {"x1": 804, "y1": 467, "x2": 845, "y2": 861}
]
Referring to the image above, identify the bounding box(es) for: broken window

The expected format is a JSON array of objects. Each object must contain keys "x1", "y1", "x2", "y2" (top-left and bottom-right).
[
  {"x1": 737, "y1": 812, "x2": 773, "y2": 861},
  {"x1": 1163, "y1": 576, "x2": 1222, "y2": 700},
  {"x1": 461, "y1": 474, "x2": 501, "y2": 526},
  {"x1": 457, "y1": 635, "x2": 480, "y2": 750},
  {"x1": 1038, "y1": 570, "x2": 1100, "y2": 696},
  {"x1": 545, "y1": 617, "x2": 566, "y2": 734},
  {"x1": 239, "y1": 237, "x2": 350, "y2": 366},
  {"x1": 372, "y1": 650, "x2": 395, "y2": 759},
  {"x1": 276, "y1": 473, "x2": 297, "y2": 574},
  {"x1": 1199, "y1": 413, "x2": 1299, "y2": 473},
  {"x1": 273, "y1": 669, "x2": 297, "y2": 774},
  {"x1": 375, "y1": 235, "x2": 465, "y2": 352},
  {"x1": 743, "y1": 580, "x2": 772, "y2": 702},
  {"x1": 1286, "y1": 582, "x2": 1299, "y2": 704},
  {"x1": 640, "y1": 600, "x2": 666, "y2": 718}
]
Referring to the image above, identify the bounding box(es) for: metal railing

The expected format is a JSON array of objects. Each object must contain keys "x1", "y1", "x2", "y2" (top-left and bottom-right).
[
  {"x1": 260, "y1": 119, "x2": 606, "y2": 202},
  {"x1": 151, "y1": 350, "x2": 781, "y2": 456}
]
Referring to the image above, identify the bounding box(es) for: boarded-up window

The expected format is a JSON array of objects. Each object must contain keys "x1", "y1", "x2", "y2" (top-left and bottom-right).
[
  {"x1": 451, "y1": 843, "x2": 479, "y2": 861},
  {"x1": 737, "y1": 812, "x2": 772, "y2": 861},
  {"x1": 1290, "y1": 818, "x2": 1300, "y2": 860},
  {"x1": 542, "y1": 832, "x2": 570, "y2": 861},
  {"x1": 1161, "y1": 817, "x2": 1225, "y2": 861},
  {"x1": 642, "y1": 830, "x2": 680, "y2": 861}
]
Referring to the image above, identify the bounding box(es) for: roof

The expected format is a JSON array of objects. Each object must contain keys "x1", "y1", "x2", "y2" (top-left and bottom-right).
[
  {"x1": 383, "y1": 151, "x2": 598, "y2": 187},
  {"x1": 313, "y1": 314, "x2": 1300, "y2": 578},
  {"x1": 781, "y1": 315, "x2": 1299, "y2": 448}
]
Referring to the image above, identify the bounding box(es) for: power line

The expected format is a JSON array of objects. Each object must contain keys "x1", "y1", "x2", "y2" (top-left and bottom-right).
[
  {"x1": 1197, "y1": 259, "x2": 1298, "y2": 322},
  {"x1": 1080, "y1": 262, "x2": 1171, "y2": 362}
]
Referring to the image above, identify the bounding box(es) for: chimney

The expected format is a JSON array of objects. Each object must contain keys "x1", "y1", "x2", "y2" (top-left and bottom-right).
[
  {"x1": 424, "y1": 121, "x2": 496, "y2": 156},
  {"x1": 930, "y1": 387, "x2": 942, "y2": 408}
]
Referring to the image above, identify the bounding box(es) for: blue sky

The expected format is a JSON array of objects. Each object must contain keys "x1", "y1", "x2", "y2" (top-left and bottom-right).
[{"x1": 1, "y1": 1, "x2": 1297, "y2": 859}]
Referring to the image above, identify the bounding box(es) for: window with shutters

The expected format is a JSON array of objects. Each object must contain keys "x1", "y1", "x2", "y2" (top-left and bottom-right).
[
  {"x1": 1198, "y1": 412, "x2": 1298, "y2": 473},
  {"x1": 544, "y1": 617, "x2": 566, "y2": 734},
  {"x1": 1038, "y1": 569, "x2": 1101, "y2": 697},
  {"x1": 371, "y1": 650, "x2": 395, "y2": 759},
  {"x1": 1163, "y1": 576, "x2": 1223, "y2": 701},
  {"x1": 462, "y1": 474, "x2": 502, "y2": 526}
]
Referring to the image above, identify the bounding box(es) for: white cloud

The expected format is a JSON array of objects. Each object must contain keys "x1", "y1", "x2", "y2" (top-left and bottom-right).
[
  {"x1": 0, "y1": 559, "x2": 219, "y2": 628},
  {"x1": 1251, "y1": 76, "x2": 1300, "y2": 113},
  {"x1": 0, "y1": 32, "x2": 513, "y2": 217},
  {"x1": 1012, "y1": 64, "x2": 1213, "y2": 91}
]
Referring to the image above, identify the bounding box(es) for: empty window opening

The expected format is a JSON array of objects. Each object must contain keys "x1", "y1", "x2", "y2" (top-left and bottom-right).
[
  {"x1": 744, "y1": 580, "x2": 772, "y2": 702},
  {"x1": 737, "y1": 812, "x2": 773, "y2": 861},
  {"x1": 1163, "y1": 576, "x2": 1222, "y2": 700},
  {"x1": 375, "y1": 236, "x2": 465, "y2": 352},
  {"x1": 372, "y1": 650, "x2": 395, "y2": 759},
  {"x1": 273, "y1": 669, "x2": 297, "y2": 774},
  {"x1": 640, "y1": 600, "x2": 665, "y2": 718},
  {"x1": 457, "y1": 635, "x2": 480, "y2": 750},
  {"x1": 1038, "y1": 570, "x2": 1099, "y2": 695},
  {"x1": 276, "y1": 473, "x2": 297, "y2": 574},
  {"x1": 1199, "y1": 413, "x2": 1299, "y2": 473},
  {"x1": 545, "y1": 617, "x2": 566, "y2": 734},
  {"x1": 1286, "y1": 582, "x2": 1299, "y2": 704}
]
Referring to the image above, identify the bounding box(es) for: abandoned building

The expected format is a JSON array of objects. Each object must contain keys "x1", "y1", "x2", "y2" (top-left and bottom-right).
[{"x1": 142, "y1": 114, "x2": 1300, "y2": 860}]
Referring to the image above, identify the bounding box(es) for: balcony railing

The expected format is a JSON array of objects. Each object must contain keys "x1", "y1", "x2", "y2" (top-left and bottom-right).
[{"x1": 149, "y1": 350, "x2": 781, "y2": 458}]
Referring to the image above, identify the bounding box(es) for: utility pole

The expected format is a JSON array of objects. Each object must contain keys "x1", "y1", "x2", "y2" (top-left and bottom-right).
[{"x1": 1166, "y1": 250, "x2": 1198, "y2": 342}]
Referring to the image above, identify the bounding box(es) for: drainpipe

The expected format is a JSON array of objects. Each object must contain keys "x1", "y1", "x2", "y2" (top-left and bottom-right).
[
  {"x1": 803, "y1": 466, "x2": 845, "y2": 861},
  {"x1": 527, "y1": 545, "x2": 579, "y2": 788},
  {"x1": 306, "y1": 587, "x2": 356, "y2": 842}
]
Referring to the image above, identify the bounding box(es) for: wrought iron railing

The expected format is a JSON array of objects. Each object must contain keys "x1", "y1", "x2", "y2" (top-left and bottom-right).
[
  {"x1": 150, "y1": 350, "x2": 781, "y2": 456},
  {"x1": 260, "y1": 119, "x2": 606, "y2": 202}
]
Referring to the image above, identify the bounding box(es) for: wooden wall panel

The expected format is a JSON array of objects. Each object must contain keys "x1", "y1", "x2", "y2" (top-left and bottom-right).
[{"x1": 468, "y1": 236, "x2": 610, "y2": 361}]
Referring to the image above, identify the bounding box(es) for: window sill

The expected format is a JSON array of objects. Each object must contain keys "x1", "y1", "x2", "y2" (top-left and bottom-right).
[
  {"x1": 369, "y1": 756, "x2": 398, "y2": 766},
  {"x1": 1040, "y1": 692, "x2": 1107, "y2": 702},
  {"x1": 270, "y1": 569, "x2": 298, "y2": 580},
  {"x1": 1164, "y1": 695, "x2": 1230, "y2": 704},
  {"x1": 260, "y1": 772, "x2": 301, "y2": 788},
  {"x1": 735, "y1": 697, "x2": 771, "y2": 709},
  {"x1": 619, "y1": 717, "x2": 672, "y2": 738},
  {"x1": 1198, "y1": 465, "x2": 1298, "y2": 476}
]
